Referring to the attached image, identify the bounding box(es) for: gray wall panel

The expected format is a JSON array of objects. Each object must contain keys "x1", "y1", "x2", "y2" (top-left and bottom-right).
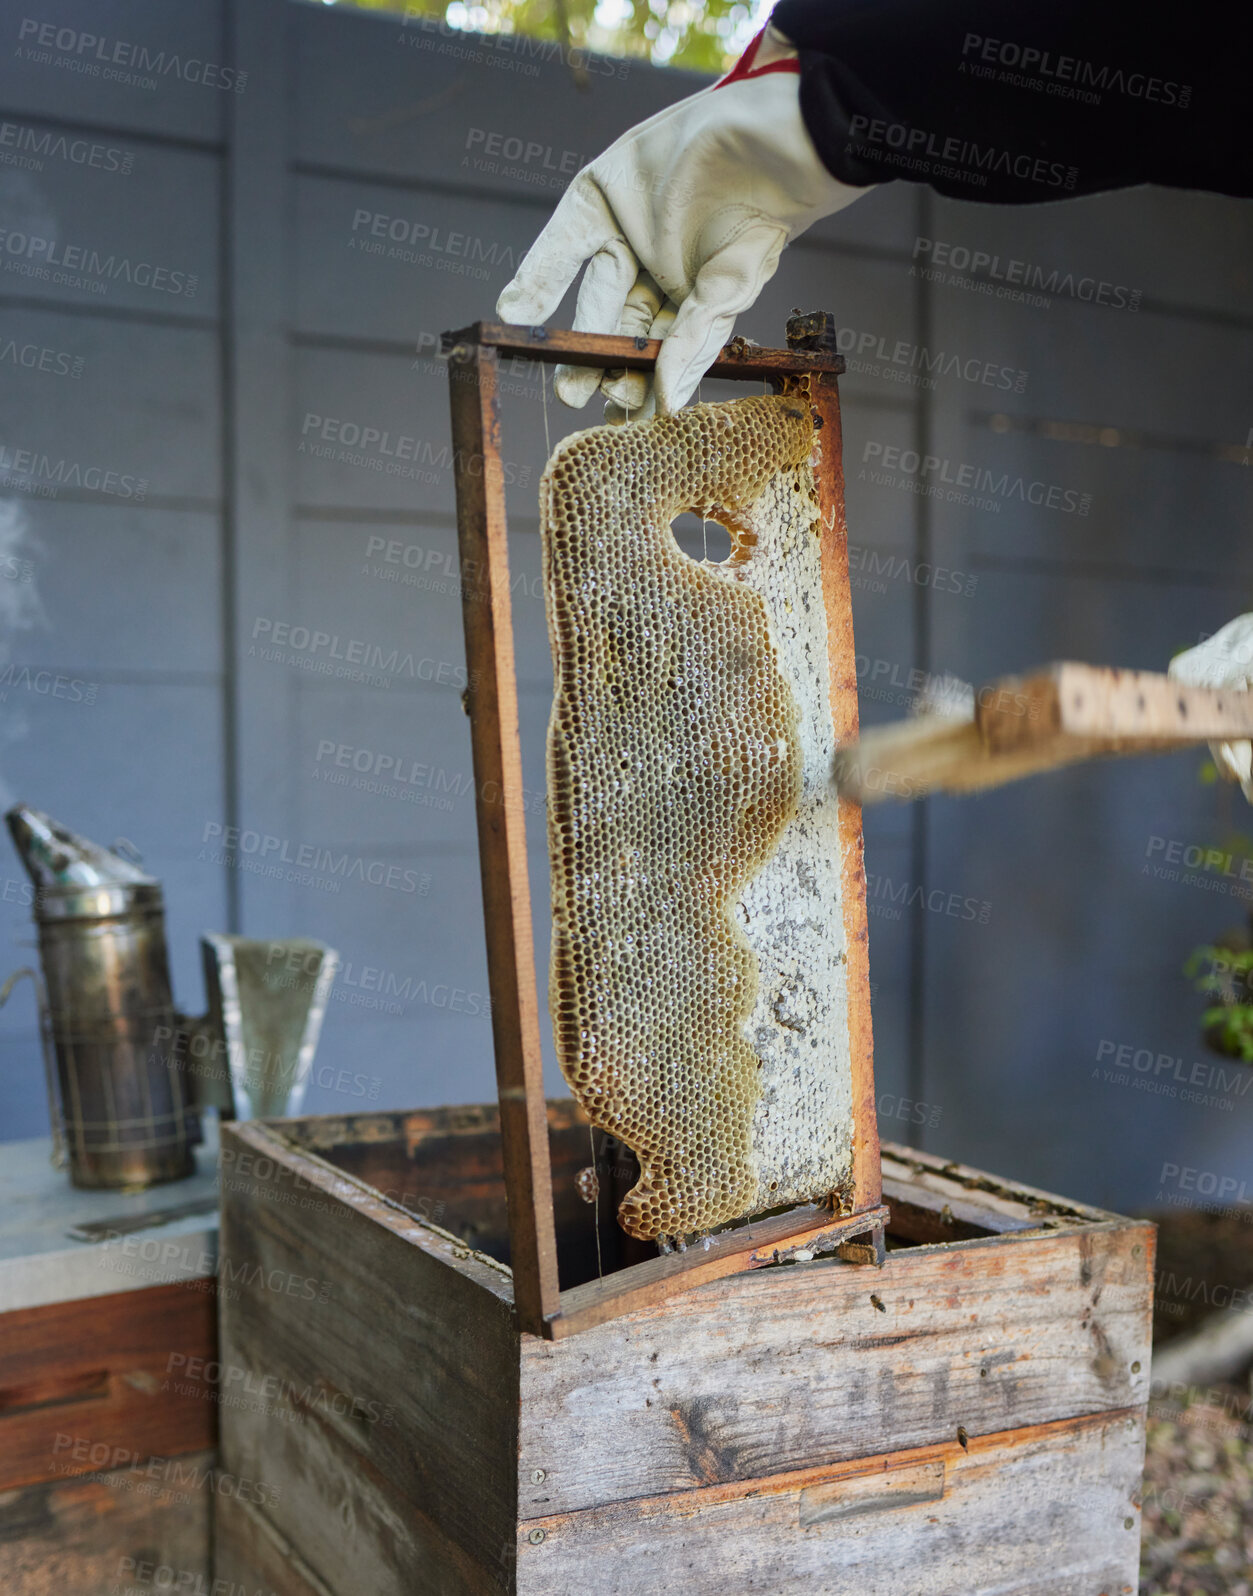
[
  {"x1": 293, "y1": 340, "x2": 550, "y2": 518},
  {"x1": 926, "y1": 278, "x2": 1253, "y2": 445},
  {"x1": 0, "y1": 316, "x2": 220, "y2": 499},
  {"x1": 0, "y1": 0, "x2": 228, "y2": 142},
  {"x1": 3, "y1": 682, "x2": 225, "y2": 854},
  {"x1": 11, "y1": 503, "x2": 220, "y2": 671},
  {"x1": 291, "y1": 681, "x2": 479, "y2": 850},
  {"x1": 294, "y1": 174, "x2": 545, "y2": 342},
  {"x1": 923, "y1": 566, "x2": 1253, "y2": 1206},
  {"x1": 928, "y1": 187, "x2": 1253, "y2": 318},
  {"x1": 938, "y1": 441, "x2": 1253, "y2": 581},
  {"x1": 0, "y1": 137, "x2": 220, "y2": 315},
  {"x1": 292, "y1": 2, "x2": 686, "y2": 183}
]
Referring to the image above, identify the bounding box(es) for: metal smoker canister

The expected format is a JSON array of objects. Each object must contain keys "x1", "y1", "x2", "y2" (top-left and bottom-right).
[{"x1": 6, "y1": 806, "x2": 198, "y2": 1189}]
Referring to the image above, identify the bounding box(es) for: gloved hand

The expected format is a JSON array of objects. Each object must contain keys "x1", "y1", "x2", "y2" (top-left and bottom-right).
[
  {"x1": 1168, "y1": 614, "x2": 1253, "y2": 802},
  {"x1": 496, "y1": 26, "x2": 870, "y2": 417}
]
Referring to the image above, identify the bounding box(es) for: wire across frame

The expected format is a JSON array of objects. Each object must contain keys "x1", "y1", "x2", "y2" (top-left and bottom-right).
[{"x1": 443, "y1": 317, "x2": 884, "y2": 1339}]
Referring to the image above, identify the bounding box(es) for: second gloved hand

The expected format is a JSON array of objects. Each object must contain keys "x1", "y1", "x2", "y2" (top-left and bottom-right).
[
  {"x1": 1169, "y1": 614, "x2": 1253, "y2": 803},
  {"x1": 496, "y1": 27, "x2": 870, "y2": 416}
]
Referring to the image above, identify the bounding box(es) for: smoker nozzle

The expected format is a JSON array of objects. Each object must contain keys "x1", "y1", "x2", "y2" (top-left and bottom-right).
[{"x1": 5, "y1": 805, "x2": 153, "y2": 891}]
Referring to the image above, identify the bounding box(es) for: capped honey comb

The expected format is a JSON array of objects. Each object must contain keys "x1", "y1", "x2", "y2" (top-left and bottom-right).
[{"x1": 541, "y1": 395, "x2": 854, "y2": 1242}]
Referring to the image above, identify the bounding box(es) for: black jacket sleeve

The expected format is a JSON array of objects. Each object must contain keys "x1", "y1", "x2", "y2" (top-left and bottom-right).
[{"x1": 771, "y1": 0, "x2": 1251, "y2": 204}]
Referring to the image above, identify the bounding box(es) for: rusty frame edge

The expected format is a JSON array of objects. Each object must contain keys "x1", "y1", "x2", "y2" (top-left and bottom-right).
[
  {"x1": 445, "y1": 316, "x2": 878, "y2": 1342},
  {"x1": 448, "y1": 342, "x2": 561, "y2": 1335},
  {"x1": 441, "y1": 320, "x2": 846, "y2": 377}
]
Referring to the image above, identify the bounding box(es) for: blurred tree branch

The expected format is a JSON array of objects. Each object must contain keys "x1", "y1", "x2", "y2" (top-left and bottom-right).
[{"x1": 323, "y1": 0, "x2": 766, "y2": 74}]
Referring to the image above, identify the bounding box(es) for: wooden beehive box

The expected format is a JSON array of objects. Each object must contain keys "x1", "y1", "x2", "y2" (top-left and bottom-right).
[
  {"x1": 213, "y1": 316, "x2": 1152, "y2": 1591},
  {"x1": 213, "y1": 1103, "x2": 1152, "y2": 1595}
]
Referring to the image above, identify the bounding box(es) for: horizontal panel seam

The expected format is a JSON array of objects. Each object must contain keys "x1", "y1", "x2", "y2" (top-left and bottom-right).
[{"x1": 517, "y1": 1404, "x2": 1144, "y2": 1528}]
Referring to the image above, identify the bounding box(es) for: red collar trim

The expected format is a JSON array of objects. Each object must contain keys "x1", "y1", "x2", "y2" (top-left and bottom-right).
[{"x1": 713, "y1": 26, "x2": 800, "y2": 89}]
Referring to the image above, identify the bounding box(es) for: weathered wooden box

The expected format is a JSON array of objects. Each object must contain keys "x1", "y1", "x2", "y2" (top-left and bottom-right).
[{"x1": 214, "y1": 1103, "x2": 1152, "y2": 1596}]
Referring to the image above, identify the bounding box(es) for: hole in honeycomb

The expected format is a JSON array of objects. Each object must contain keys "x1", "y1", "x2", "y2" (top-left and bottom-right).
[
  {"x1": 540, "y1": 395, "x2": 854, "y2": 1244},
  {"x1": 670, "y1": 510, "x2": 733, "y2": 565}
]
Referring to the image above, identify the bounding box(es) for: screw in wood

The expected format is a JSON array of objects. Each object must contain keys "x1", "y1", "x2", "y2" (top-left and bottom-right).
[
  {"x1": 531, "y1": 1469, "x2": 547, "y2": 1483},
  {"x1": 1131, "y1": 1361, "x2": 1141, "y2": 1373},
  {"x1": 528, "y1": 1528, "x2": 547, "y2": 1545}
]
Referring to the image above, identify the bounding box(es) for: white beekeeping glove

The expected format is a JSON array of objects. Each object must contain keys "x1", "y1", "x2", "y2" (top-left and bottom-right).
[
  {"x1": 1169, "y1": 614, "x2": 1253, "y2": 802},
  {"x1": 496, "y1": 25, "x2": 871, "y2": 416}
]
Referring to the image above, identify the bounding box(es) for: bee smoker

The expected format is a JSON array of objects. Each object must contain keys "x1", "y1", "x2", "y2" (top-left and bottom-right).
[{"x1": 3, "y1": 805, "x2": 199, "y2": 1189}]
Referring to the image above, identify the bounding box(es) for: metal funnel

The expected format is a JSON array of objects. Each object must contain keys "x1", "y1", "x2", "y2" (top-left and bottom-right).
[{"x1": 200, "y1": 935, "x2": 338, "y2": 1120}]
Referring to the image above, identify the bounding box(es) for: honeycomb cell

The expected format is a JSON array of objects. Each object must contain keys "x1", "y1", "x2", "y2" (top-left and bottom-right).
[{"x1": 541, "y1": 395, "x2": 854, "y2": 1243}]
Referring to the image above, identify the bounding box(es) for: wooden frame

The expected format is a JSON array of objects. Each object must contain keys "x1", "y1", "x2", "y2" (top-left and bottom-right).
[{"x1": 443, "y1": 315, "x2": 884, "y2": 1338}]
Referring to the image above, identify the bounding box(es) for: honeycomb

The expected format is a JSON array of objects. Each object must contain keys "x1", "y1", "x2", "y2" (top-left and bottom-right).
[{"x1": 541, "y1": 395, "x2": 854, "y2": 1243}]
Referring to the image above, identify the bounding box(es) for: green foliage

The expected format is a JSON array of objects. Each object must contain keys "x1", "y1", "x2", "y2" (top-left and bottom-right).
[
  {"x1": 1186, "y1": 943, "x2": 1253, "y2": 1063},
  {"x1": 322, "y1": 0, "x2": 765, "y2": 73},
  {"x1": 1200, "y1": 1003, "x2": 1253, "y2": 1062}
]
